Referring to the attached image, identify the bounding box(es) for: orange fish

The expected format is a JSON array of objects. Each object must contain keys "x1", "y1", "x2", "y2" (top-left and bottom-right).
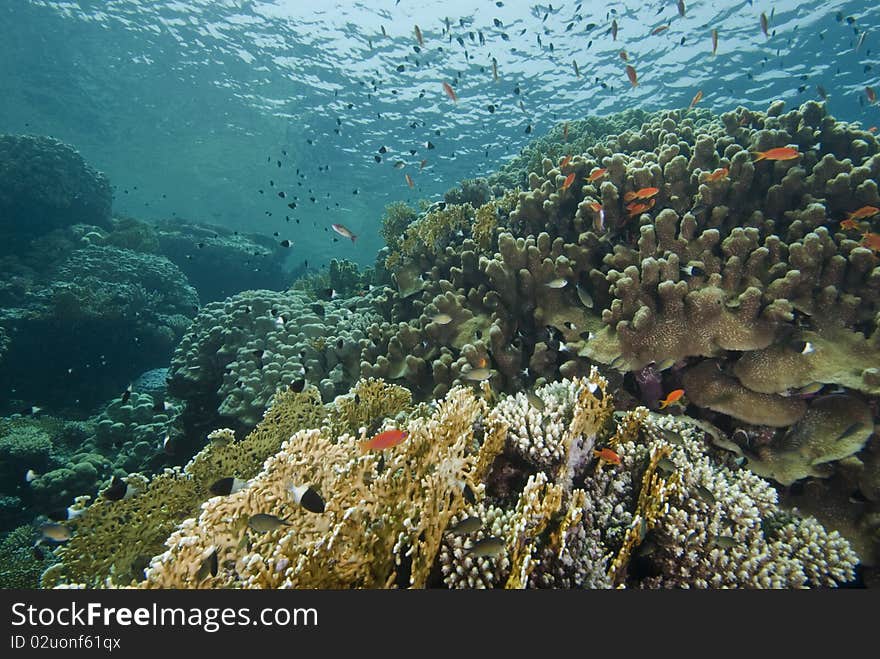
[
  {"x1": 594, "y1": 448, "x2": 621, "y2": 465},
  {"x1": 711, "y1": 28, "x2": 718, "y2": 55},
  {"x1": 625, "y1": 64, "x2": 638, "y2": 87},
  {"x1": 869, "y1": 126, "x2": 878, "y2": 133},
  {"x1": 847, "y1": 206, "x2": 879, "y2": 221},
  {"x1": 658, "y1": 389, "x2": 685, "y2": 409},
  {"x1": 751, "y1": 147, "x2": 800, "y2": 161},
  {"x1": 619, "y1": 50, "x2": 628, "y2": 61},
  {"x1": 626, "y1": 199, "x2": 656, "y2": 216},
  {"x1": 559, "y1": 155, "x2": 572, "y2": 169},
  {"x1": 840, "y1": 218, "x2": 861, "y2": 231},
  {"x1": 360, "y1": 429, "x2": 409, "y2": 452},
  {"x1": 652, "y1": 25, "x2": 670, "y2": 36},
  {"x1": 442, "y1": 81, "x2": 457, "y2": 102},
  {"x1": 704, "y1": 167, "x2": 729, "y2": 182},
  {"x1": 589, "y1": 202, "x2": 605, "y2": 232},
  {"x1": 867, "y1": 87, "x2": 876, "y2": 104},
  {"x1": 586, "y1": 168, "x2": 607, "y2": 182},
  {"x1": 414, "y1": 25, "x2": 424, "y2": 47},
  {"x1": 760, "y1": 12, "x2": 769, "y2": 38},
  {"x1": 405, "y1": 173, "x2": 414, "y2": 188},
  {"x1": 626, "y1": 186, "x2": 659, "y2": 201},
  {"x1": 561, "y1": 172, "x2": 576, "y2": 190},
  {"x1": 861, "y1": 232, "x2": 880, "y2": 252},
  {"x1": 689, "y1": 90, "x2": 703, "y2": 110}
]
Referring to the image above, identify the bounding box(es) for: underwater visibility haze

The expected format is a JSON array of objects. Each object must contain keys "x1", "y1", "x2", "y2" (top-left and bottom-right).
[{"x1": 0, "y1": 0, "x2": 879, "y2": 590}]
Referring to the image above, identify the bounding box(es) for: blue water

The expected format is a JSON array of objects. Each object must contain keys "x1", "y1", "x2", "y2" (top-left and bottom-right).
[{"x1": 1, "y1": 0, "x2": 877, "y2": 266}]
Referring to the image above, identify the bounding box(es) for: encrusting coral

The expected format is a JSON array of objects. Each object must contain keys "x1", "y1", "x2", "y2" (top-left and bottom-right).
[{"x1": 42, "y1": 370, "x2": 858, "y2": 589}]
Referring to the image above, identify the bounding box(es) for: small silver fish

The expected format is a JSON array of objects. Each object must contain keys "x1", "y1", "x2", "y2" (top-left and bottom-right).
[
  {"x1": 247, "y1": 514, "x2": 291, "y2": 533},
  {"x1": 462, "y1": 367, "x2": 492, "y2": 381},
  {"x1": 467, "y1": 536, "x2": 505, "y2": 557},
  {"x1": 659, "y1": 429, "x2": 684, "y2": 445},
  {"x1": 431, "y1": 313, "x2": 453, "y2": 325},
  {"x1": 576, "y1": 283, "x2": 594, "y2": 308},
  {"x1": 545, "y1": 277, "x2": 568, "y2": 289},
  {"x1": 526, "y1": 390, "x2": 545, "y2": 411},
  {"x1": 656, "y1": 457, "x2": 676, "y2": 474},
  {"x1": 655, "y1": 357, "x2": 676, "y2": 372},
  {"x1": 447, "y1": 516, "x2": 483, "y2": 535},
  {"x1": 796, "y1": 382, "x2": 824, "y2": 396},
  {"x1": 694, "y1": 485, "x2": 716, "y2": 506},
  {"x1": 711, "y1": 535, "x2": 737, "y2": 549},
  {"x1": 25, "y1": 469, "x2": 39, "y2": 483},
  {"x1": 40, "y1": 523, "x2": 71, "y2": 543}
]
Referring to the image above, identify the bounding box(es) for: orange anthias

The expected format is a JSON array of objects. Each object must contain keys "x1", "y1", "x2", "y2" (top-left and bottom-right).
[
  {"x1": 624, "y1": 187, "x2": 660, "y2": 202},
  {"x1": 561, "y1": 172, "x2": 576, "y2": 189},
  {"x1": 751, "y1": 147, "x2": 800, "y2": 161},
  {"x1": 626, "y1": 198, "x2": 656, "y2": 216},
  {"x1": 704, "y1": 167, "x2": 729, "y2": 182},
  {"x1": 840, "y1": 218, "x2": 861, "y2": 231},
  {"x1": 593, "y1": 448, "x2": 621, "y2": 465},
  {"x1": 405, "y1": 173, "x2": 415, "y2": 188},
  {"x1": 625, "y1": 64, "x2": 638, "y2": 87},
  {"x1": 689, "y1": 90, "x2": 703, "y2": 109},
  {"x1": 861, "y1": 232, "x2": 880, "y2": 252},
  {"x1": 846, "y1": 206, "x2": 879, "y2": 221},
  {"x1": 658, "y1": 389, "x2": 685, "y2": 409},
  {"x1": 586, "y1": 167, "x2": 607, "y2": 182},
  {"x1": 442, "y1": 81, "x2": 457, "y2": 102},
  {"x1": 559, "y1": 154, "x2": 572, "y2": 169},
  {"x1": 359, "y1": 429, "x2": 409, "y2": 453}
]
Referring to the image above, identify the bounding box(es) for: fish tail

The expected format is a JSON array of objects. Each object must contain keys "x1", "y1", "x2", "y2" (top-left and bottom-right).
[
  {"x1": 752, "y1": 152, "x2": 765, "y2": 161},
  {"x1": 350, "y1": 234, "x2": 357, "y2": 243},
  {"x1": 658, "y1": 401, "x2": 668, "y2": 409}
]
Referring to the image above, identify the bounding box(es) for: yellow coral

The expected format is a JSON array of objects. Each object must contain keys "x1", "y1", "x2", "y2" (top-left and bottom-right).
[
  {"x1": 141, "y1": 386, "x2": 502, "y2": 589},
  {"x1": 43, "y1": 387, "x2": 325, "y2": 588},
  {"x1": 325, "y1": 377, "x2": 413, "y2": 438},
  {"x1": 608, "y1": 442, "x2": 681, "y2": 585}
]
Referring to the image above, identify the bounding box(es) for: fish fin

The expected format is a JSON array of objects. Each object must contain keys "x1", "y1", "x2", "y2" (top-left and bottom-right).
[
  {"x1": 752, "y1": 152, "x2": 765, "y2": 161},
  {"x1": 350, "y1": 234, "x2": 357, "y2": 243}
]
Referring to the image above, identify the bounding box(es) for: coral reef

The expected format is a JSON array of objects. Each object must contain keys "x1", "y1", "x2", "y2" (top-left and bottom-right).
[
  {"x1": 153, "y1": 219, "x2": 291, "y2": 302},
  {"x1": 43, "y1": 372, "x2": 858, "y2": 589},
  {"x1": 0, "y1": 244, "x2": 198, "y2": 413},
  {"x1": 167, "y1": 289, "x2": 382, "y2": 434},
  {"x1": 0, "y1": 134, "x2": 112, "y2": 251}
]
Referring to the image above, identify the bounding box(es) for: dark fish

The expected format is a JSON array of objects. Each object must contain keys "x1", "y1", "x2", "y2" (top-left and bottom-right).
[
  {"x1": 280, "y1": 239, "x2": 292, "y2": 248},
  {"x1": 467, "y1": 536, "x2": 505, "y2": 557},
  {"x1": 210, "y1": 477, "x2": 247, "y2": 496},
  {"x1": 32, "y1": 543, "x2": 45, "y2": 561},
  {"x1": 103, "y1": 475, "x2": 129, "y2": 501},
  {"x1": 289, "y1": 378, "x2": 306, "y2": 393},
  {"x1": 247, "y1": 513, "x2": 291, "y2": 533},
  {"x1": 121, "y1": 385, "x2": 132, "y2": 404},
  {"x1": 837, "y1": 422, "x2": 865, "y2": 442},
  {"x1": 463, "y1": 483, "x2": 476, "y2": 504},
  {"x1": 447, "y1": 516, "x2": 483, "y2": 535},
  {"x1": 195, "y1": 548, "x2": 219, "y2": 581},
  {"x1": 289, "y1": 484, "x2": 326, "y2": 513},
  {"x1": 694, "y1": 485, "x2": 716, "y2": 506}
]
